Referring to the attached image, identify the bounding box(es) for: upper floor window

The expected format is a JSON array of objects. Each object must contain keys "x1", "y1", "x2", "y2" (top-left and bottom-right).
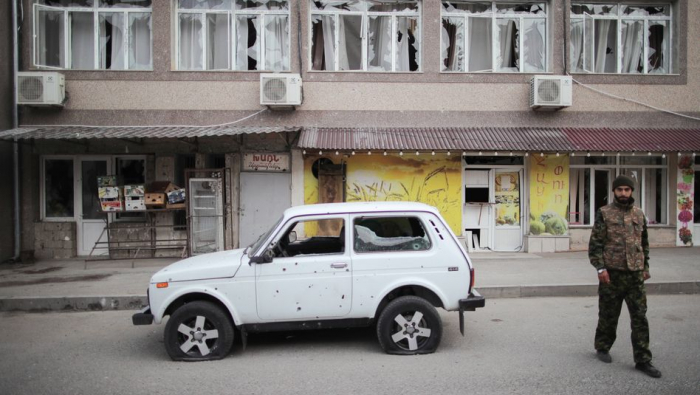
[
  {"x1": 570, "y1": 3, "x2": 673, "y2": 74},
  {"x1": 441, "y1": 1, "x2": 547, "y2": 73},
  {"x1": 34, "y1": 0, "x2": 153, "y2": 70},
  {"x1": 176, "y1": 0, "x2": 290, "y2": 71},
  {"x1": 310, "y1": 1, "x2": 421, "y2": 72}
]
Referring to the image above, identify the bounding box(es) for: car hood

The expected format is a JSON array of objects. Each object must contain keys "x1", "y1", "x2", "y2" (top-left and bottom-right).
[{"x1": 151, "y1": 249, "x2": 247, "y2": 283}]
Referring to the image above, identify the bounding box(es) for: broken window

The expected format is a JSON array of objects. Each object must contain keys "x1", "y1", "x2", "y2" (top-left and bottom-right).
[
  {"x1": 177, "y1": 0, "x2": 290, "y2": 71},
  {"x1": 570, "y1": 3, "x2": 672, "y2": 74},
  {"x1": 353, "y1": 216, "x2": 431, "y2": 253},
  {"x1": 441, "y1": 1, "x2": 546, "y2": 73},
  {"x1": 34, "y1": 1, "x2": 152, "y2": 69},
  {"x1": 311, "y1": 0, "x2": 421, "y2": 72},
  {"x1": 274, "y1": 218, "x2": 346, "y2": 258},
  {"x1": 43, "y1": 158, "x2": 75, "y2": 219}
]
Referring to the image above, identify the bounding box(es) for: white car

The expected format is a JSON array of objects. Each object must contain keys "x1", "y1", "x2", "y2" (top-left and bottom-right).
[{"x1": 133, "y1": 201, "x2": 485, "y2": 361}]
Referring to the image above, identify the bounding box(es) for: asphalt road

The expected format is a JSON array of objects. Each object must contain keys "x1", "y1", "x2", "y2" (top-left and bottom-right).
[{"x1": 1, "y1": 295, "x2": 699, "y2": 395}]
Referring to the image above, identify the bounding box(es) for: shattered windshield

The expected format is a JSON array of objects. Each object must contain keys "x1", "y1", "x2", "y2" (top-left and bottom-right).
[{"x1": 247, "y1": 216, "x2": 283, "y2": 255}]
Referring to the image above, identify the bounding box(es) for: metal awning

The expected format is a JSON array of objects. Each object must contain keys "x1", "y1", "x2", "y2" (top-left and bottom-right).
[
  {"x1": 0, "y1": 125, "x2": 300, "y2": 140},
  {"x1": 298, "y1": 127, "x2": 700, "y2": 152}
]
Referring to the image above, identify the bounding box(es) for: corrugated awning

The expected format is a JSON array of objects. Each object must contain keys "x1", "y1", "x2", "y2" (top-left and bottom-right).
[
  {"x1": 0, "y1": 125, "x2": 299, "y2": 140},
  {"x1": 299, "y1": 127, "x2": 700, "y2": 152}
]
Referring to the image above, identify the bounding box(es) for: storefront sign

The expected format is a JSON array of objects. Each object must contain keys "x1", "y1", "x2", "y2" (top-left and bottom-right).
[
  {"x1": 529, "y1": 155, "x2": 569, "y2": 236},
  {"x1": 243, "y1": 153, "x2": 290, "y2": 172}
]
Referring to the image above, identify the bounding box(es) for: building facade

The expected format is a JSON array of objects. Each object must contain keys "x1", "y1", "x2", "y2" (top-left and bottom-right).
[{"x1": 1, "y1": 0, "x2": 699, "y2": 259}]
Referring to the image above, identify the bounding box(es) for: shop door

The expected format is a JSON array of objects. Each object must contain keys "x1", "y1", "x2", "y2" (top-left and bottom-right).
[
  {"x1": 239, "y1": 172, "x2": 291, "y2": 247},
  {"x1": 77, "y1": 158, "x2": 111, "y2": 256},
  {"x1": 492, "y1": 169, "x2": 523, "y2": 251}
]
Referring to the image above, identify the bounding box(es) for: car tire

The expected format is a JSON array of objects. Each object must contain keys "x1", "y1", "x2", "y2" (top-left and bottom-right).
[
  {"x1": 164, "y1": 301, "x2": 234, "y2": 361},
  {"x1": 376, "y1": 295, "x2": 442, "y2": 355}
]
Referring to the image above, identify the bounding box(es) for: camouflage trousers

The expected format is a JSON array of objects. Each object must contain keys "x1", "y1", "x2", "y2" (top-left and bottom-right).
[{"x1": 595, "y1": 270, "x2": 652, "y2": 363}]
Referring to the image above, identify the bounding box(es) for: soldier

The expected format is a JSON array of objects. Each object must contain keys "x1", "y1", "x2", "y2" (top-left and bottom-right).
[{"x1": 588, "y1": 174, "x2": 662, "y2": 378}]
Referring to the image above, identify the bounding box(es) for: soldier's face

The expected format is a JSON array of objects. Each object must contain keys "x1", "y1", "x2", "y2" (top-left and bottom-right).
[{"x1": 614, "y1": 186, "x2": 633, "y2": 203}]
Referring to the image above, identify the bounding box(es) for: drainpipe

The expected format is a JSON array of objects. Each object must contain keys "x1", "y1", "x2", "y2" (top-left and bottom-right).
[{"x1": 11, "y1": 0, "x2": 21, "y2": 262}]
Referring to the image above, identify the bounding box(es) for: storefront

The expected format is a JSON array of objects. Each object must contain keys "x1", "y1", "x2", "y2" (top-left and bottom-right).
[{"x1": 298, "y1": 127, "x2": 699, "y2": 252}]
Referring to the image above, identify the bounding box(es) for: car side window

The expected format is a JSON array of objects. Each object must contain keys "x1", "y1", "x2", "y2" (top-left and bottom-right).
[
  {"x1": 273, "y1": 218, "x2": 345, "y2": 258},
  {"x1": 353, "y1": 216, "x2": 431, "y2": 253}
]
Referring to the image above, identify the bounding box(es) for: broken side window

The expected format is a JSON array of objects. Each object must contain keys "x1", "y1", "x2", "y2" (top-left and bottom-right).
[{"x1": 353, "y1": 217, "x2": 431, "y2": 253}]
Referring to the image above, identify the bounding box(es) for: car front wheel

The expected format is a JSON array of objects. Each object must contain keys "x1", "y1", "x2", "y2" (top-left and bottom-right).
[
  {"x1": 376, "y1": 296, "x2": 442, "y2": 355},
  {"x1": 164, "y1": 301, "x2": 234, "y2": 361}
]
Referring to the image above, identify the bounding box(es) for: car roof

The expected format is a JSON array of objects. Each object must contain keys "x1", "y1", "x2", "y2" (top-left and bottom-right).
[{"x1": 283, "y1": 201, "x2": 440, "y2": 219}]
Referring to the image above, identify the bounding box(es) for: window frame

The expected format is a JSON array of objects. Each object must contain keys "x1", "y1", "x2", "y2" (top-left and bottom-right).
[
  {"x1": 440, "y1": 1, "x2": 548, "y2": 73},
  {"x1": 33, "y1": 1, "x2": 153, "y2": 70},
  {"x1": 175, "y1": 1, "x2": 291, "y2": 71},
  {"x1": 272, "y1": 215, "x2": 348, "y2": 258},
  {"x1": 351, "y1": 215, "x2": 433, "y2": 254},
  {"x1": 569, "y1": 154, "x2": 669, "y2": 227},
  {"x1": 41, "y1": 155, "x2": 77, "y2": 221},
  {"x1": 569, "y1": 2, "x2": 673, "y2": 75},
  {"x1": 308, "y1": 0, "x2": 423, "y2": 73}
]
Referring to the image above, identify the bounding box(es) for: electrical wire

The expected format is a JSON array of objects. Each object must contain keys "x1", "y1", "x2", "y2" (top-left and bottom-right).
[
  {"x1": 568, "y1": 74, "x2": 700, "y2": 122},
  {"x1": 23, "y1": 108, "x2": 269, "y2": 129}
]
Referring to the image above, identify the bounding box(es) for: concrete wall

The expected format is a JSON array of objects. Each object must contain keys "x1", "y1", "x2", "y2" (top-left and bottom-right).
[
  {"x1": 16, "y1": 0, "x2": 699, "y2": 129},
  {"x1": 0, "y1": 0, "x2": 14, "y2": 262}
]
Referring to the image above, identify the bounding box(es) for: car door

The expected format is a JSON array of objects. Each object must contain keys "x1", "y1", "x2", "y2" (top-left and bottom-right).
[{"x1": 255, "y1": 214, "x2": 352, "y2": 321}]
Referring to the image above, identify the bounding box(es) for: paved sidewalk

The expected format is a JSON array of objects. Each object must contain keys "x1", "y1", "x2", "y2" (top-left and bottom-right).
[{"x1": 0, "y1": 247, "x2": 698, "y2": 311}]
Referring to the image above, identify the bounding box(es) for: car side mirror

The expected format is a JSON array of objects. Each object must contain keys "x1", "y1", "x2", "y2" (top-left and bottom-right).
[
  {"x1": 288, "y1": 231, "x2": 297, "y2": 243},
  {"x1": 250, "y1": 249, "x2": 274, "y2": 264}
]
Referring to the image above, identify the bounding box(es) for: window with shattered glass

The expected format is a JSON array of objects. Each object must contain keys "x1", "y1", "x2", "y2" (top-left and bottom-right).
[
  {"x1": 310, "y1": 1, "x2": 421, "y2": 72},
  {"x1": 441, "y1": 1, "x2": 546, "y2": 73},
  {"x1": 34, "y1": 0, "x2": 152, "y2": 70},
  {"x1": 353, "y1": 216, "x2": 431, "y2": 253},
  {"x1": 177, "y1": 0, "x2": 290, "y2": 71},
  {"x1": 570, "y1": 2, "x2": 672, "y2": 74}
]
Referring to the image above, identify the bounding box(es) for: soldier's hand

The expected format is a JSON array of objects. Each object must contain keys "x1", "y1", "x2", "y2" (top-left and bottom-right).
[
  {"x1": 643, "y1": 271, "x2": 650, "y2": 281},
  {"x1": 598, "y1": 270, "x2": 611, "y2": 284}
]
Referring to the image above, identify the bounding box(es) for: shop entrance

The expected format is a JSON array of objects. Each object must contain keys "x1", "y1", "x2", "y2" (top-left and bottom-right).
[
  {"x1": 462, "y1": 157, "x2": 524, "y2": 252},
  {"x1": 239, "y1": 172, "x2": 291, "y2": 247},
  {"x1": 76, "y1": 157, "x2": 111, "y2": 256}
]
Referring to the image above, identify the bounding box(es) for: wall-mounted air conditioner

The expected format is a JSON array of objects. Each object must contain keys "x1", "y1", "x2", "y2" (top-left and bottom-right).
[
  {"x1": 530, "y1": 75, "x2": 572, "y2": 111},
  {"x1": 16, "y1": 72, "x2": 66, "y2": 107},
  {"x1": 260, "y1": 73, "x2": 302, "y2": 108}
]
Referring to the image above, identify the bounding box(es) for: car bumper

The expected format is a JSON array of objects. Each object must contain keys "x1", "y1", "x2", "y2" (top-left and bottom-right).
[
  {"x1": 458, "y1": 289, "x2": 486, "y2": 336},
  {"x1": 132, "y1": 306, "x2": 154, "y2": 326}
]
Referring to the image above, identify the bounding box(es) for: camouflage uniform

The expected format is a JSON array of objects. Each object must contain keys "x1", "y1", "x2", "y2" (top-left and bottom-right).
[{"x1": 588, "y1": 198, "x2": 652, "y2": 364}]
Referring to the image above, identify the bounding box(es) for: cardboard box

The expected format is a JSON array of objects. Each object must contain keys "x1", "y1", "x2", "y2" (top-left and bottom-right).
[
  {"x1": 145, "y1": 193, "x2": 166, "y2": 206},
  {"x1": 100, "y1": 200, "x2": 123, "y2": 212},
  {"x1": 147, "y1": 181, "x2": 180, "y2": 195},
  {"x1": 97, "y1": 175, "x2": 118, "y2": 187},
  {"x1": 124, "y1": 184, "x2": 145, "y2": 197},
  {"x1": 125, "y1": 196, "x2": 146, "y2": 211},
  {"x1": 98, "y1": 187, "x2": 120, "y2": 199},
  {"x1": 166, "y1": 203, "x2": 186, "y2": 209},
  {"x1": 167, "y1": 189, "x2": 186, "y2": 204}
]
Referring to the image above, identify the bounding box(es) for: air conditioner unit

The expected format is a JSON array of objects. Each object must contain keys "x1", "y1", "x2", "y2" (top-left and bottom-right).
[
  {"x1": 16, "y1": 71, "x2": 66, "y2": 107},
  {"x1": 530, "y1": 75, "x2": 572, "y2": 111},
  {"x1": 260, "y1": 73, "x2": 302, "y2": 108}
]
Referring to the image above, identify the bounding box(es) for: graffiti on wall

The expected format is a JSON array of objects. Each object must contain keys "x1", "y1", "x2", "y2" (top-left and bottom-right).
[
  {"x1": 529, "y1": 155, "x2": 569, "y2": 236},
  {"x1": 304, "y1": 154, "x2": 462, "y2": 234},
  {"x1": 677, "y1": 154, "x2": 694, "y2": 246}
]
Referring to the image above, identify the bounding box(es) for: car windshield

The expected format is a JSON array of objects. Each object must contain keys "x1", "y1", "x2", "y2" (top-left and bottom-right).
[{"x1": 246, "y1": 216, "x2": 283, "y2": 255}]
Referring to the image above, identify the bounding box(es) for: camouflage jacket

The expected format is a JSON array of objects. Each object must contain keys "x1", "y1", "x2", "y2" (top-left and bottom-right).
[{"x1": 588, "y1": 199, "x2": 649, "y2": 272}]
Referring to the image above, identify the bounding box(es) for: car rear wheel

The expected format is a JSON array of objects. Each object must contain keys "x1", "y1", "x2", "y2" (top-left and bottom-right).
[
  {"x1": 376, "y1": 296, "x2": 442, "y2": 355},
  {"x1": 164, "y1": 301, "x2": 234, "y2": 361}
]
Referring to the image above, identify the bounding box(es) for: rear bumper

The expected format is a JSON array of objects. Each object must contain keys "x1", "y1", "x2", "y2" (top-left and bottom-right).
[
  {"x1": 458, "y1": 289, "x2": 486, "y2": 335},
  {"x1": 132, "y1": 306, "x2": 154, "y2": 325}
]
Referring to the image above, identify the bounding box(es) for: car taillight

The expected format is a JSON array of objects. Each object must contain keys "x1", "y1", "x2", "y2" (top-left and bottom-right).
[{"x1": 470, "y1": 268, "x2": 475, "y2": 291}]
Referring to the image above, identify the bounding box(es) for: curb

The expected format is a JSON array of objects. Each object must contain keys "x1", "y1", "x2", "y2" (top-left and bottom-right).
[{"x1": 1, "y1": 282, "x2": 698, "y2": 312}]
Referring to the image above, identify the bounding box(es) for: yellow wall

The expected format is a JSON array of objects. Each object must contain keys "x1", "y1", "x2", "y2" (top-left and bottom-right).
[{"x1": 304, "y1": 154, "x2": 462, "y2": 234}]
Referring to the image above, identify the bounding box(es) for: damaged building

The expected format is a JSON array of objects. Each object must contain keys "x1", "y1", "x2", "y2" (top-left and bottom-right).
[{"x1": 1, "y1": 0, "x2": 699, "y2": 262}]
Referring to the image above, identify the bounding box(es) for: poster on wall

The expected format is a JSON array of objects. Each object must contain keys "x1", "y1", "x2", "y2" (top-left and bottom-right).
[
  {"x1": 677, "y1": 154, "x2": 694, "y2": 246},
  {"x1": 529, "y1": 155, "x2": 569, "y2": 236},
  {"x1": 495, "y1": 171, "x2": 520, "y2": 226},
  {"x1": 304, "y1": 154, "x2": 462, "y2": 234}
]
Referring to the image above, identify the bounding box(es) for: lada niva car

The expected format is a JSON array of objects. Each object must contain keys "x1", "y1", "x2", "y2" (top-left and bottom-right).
[{"x1": 133, "y1": 202, "x2": 485, "y2": 361}]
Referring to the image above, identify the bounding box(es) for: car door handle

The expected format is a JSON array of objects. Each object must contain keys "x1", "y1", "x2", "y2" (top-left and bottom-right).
[{"x1": 331, "y1": 263, "x2": 347, "y2": 269}]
